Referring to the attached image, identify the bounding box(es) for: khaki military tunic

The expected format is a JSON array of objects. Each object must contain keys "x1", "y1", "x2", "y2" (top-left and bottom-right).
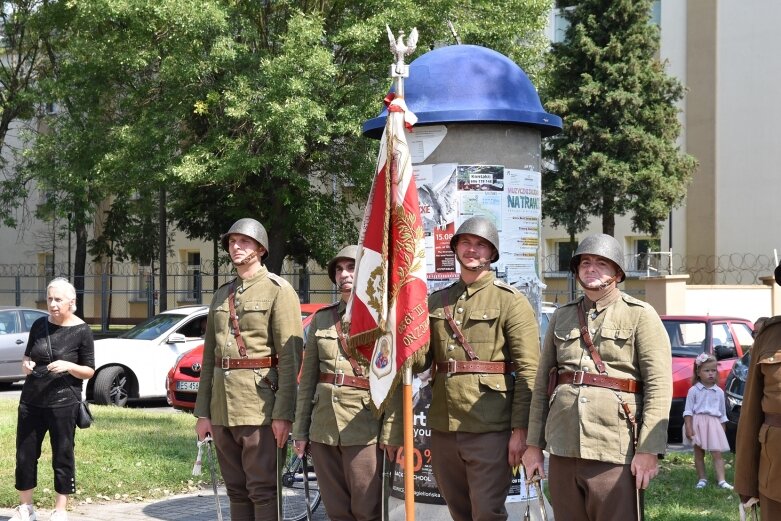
[
  {"x1": 293, "y1": 301, "x2": 399, "y2": 446},
  {"x1": 735, "y1": 315, "x2": 781, "y2": 504},
  {"x1": 194, "y1": 267, "x2": 303, "y2": 425},
  {"x1": 527, "y1": 293, "x2": 672, "y2": 464},
  {"x1": 426, "y1": 272, "x2": 540, "y2": 433}
]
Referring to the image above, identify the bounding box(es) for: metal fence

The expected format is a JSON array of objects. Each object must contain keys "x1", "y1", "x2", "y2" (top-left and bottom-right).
[
  {"x1": 1, "y1": 251, "x2": 775, "y2": 327},
  {"x1": 0, "y1": 262, "x2": 339, "y2": 330}
]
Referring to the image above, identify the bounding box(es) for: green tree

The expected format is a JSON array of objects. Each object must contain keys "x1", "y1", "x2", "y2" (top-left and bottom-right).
[
  {"x1": 19, "y1": 0, "x2": 552, "y2": 288},
  {"x1": 542, "y1": 0, "x2": 696, "y2": 238}
]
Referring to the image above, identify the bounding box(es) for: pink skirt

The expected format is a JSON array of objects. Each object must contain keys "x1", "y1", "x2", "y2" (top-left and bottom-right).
[{"x1": 691, "y1": 414, "x2": 730, "y2": 452}]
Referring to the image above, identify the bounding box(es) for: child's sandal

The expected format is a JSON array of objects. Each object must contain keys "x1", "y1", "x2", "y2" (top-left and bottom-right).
[
  {"x1": 718, "y1": 480, "x2": 733, "y2": 490},
  {"x1": 695, "y1": 479, "x2": 708, "y2": 489}
]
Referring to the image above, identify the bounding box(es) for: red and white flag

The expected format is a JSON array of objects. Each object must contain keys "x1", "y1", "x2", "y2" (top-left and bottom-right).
[{"x1": 345, "y1": 93, "x2": 430, "y2": 410}]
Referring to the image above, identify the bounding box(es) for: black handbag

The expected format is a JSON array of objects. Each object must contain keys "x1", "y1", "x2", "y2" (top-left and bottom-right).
[{"x1": 44, "y1": 320, "x2": 93, "y2": 429}]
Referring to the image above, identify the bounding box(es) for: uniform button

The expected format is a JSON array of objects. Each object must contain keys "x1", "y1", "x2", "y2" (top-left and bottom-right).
[
  {"x1": 333, "y1": 397, "x2": 339, "y2": 402},
  {"x1": 582, "y1": 367, "x2": 589, "y2": 372},
  {"x1": 494, "y1": 384, "x2": 500, "y2": 389},
  {"x1": 584, "y1": 355, "x2": 590, "y2": 360},
  {"x1": 482, "y1": 314, "x2": 488, "y2": 319},
  {"x1": 236, "y1": 300, "x2": 240, "y2": 305},
  {"x1": 227, "y1": 341, "x2": 232, "y2": 347},
  {"x1": 457, "y1": 308, "x2": 464, "y2": 313},
  {"x1": 448, "y1": 346, "x2": 455, "y2": 351},
  {"x1": 580, "y1": 397, "x2": 588, "y2": 403},
  {"x1": 455, "y1": 320, "x2": 461, "y2": 325},
  {"x1": 459, "y1": 295, "x2": 465, "y2": 300},
  {"x1": 590, "y1": 328, "x2": 596, "y2": 335},
  {"x1": 338, "y1": 356, "x2": 344, "y2": 361},
  {"x1": 452, "y1": 333, "x2": 457, "y2": 339}
]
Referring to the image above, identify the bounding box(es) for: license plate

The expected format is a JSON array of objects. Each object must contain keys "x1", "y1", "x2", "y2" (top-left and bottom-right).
[{"x1": 176, "y1": 381, "x2": 199, "y2": 392}]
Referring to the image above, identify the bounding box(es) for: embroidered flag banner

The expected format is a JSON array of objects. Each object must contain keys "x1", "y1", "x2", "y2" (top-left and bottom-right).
[{"x1": 345, "y1": 93, "x2": 430, "y2": 410}]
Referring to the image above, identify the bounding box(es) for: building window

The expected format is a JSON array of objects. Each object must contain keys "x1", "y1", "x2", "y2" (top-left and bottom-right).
[
  {"x1": 38, "y1": 254, "x2": 54, "y2": 301},
  {"x1": 134, "y1": 265, "x2": 152, "y2": 301},
  {"x1": 186, "y1": 252, "x2": 201, "y2": 301},
  {"x1": 634, "y1": 239, "x2": 651, "y2": 272},
  {"x1": 556, "y1": 240, "x2": 578, "y2": 272}
]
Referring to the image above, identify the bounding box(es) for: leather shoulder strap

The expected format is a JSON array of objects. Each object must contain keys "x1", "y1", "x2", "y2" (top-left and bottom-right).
[
  {"x1": 577, "y1": 303, "x2": 607, "y2": 374},
  {"x1": 331, "y1": 306, "x2": 364, "y2": 377},
  {"x1": 440, "y1": 290, "x2": 479, "y2": 361},
  {"x1": 228, "y1": 281, "x2": 248, "y2": 358}
]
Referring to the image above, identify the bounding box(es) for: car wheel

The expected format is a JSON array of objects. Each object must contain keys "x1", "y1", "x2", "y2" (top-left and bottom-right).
[{"x1": 94, "y1": 366, "x2": 129, "y2": 407}]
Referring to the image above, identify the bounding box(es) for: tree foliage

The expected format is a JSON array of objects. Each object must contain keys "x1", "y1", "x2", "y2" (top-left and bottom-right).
[
  {"x1": 12, "y1": 0, "x2": 552, "y2": 277},
  {"x1": 542, "y1": 0, "x2": 696, "y2": 237}
]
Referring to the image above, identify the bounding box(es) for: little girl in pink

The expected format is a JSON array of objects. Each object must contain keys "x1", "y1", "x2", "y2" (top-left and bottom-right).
[{"x1": 683, "y1": 352, "x2": 733, "y2": 490}]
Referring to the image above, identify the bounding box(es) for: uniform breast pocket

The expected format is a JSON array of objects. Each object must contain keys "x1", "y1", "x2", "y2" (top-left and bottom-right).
[
  {"x1": 598, "y1": 328, "x2": 634, "y2": 363},
  {"x1": 314, "y1": 328, "x2": 339, "y2": 354},
  {"x1": 429, "y1": 314, "x2": 449, "y2": 349},
  {"x1": 553, "y1": 327, "x2": 582, "y2": 358},
  {"x1": 466, "y1": 308, "x2": 500, "y2": 338},
  {"x1": 242, "y1": 300, "x2": 272, "y2": 329}
]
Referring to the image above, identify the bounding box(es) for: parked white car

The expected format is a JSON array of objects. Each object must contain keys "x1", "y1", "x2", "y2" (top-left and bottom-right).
[{"x1": 88, "y1": 305, "x2": 208, "y2": 406}]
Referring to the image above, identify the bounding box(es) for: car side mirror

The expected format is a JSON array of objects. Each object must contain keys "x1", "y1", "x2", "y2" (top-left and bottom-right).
[
  {"x1": 167, "y1": 333, "x2": 187, "y2": 344},
  {"x1": 714, "y1": 344, "x2": 737, "y2": 360}
]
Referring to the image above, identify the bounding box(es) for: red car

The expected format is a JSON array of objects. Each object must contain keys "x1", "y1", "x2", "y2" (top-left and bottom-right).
[
  {"x1": 662, "y1": 315, "x2": 754, "y2": 442},
  {"x1": 166, "y1": 302, "x2": 328, "y2": 411}
]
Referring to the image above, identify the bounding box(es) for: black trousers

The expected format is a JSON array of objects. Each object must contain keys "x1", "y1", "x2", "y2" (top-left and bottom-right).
[{"x1": 15, "y1": 402, "x2": 79, "y2": 494}]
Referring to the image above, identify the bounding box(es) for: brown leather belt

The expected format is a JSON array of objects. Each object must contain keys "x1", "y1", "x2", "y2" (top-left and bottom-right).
[
  {"x1": 765, "y1": 412, "x2": 781, "y2": 428},
  {"x1": 435, "y1": 360, "x2": 514, "y2": 376},
  {"x1": 218, "y1": 356, "x2": 278, "y2": 370},
  {"x1": 558, "y1": 370, "x2": 642, "y2": 394},
  {"x1": 319, "y1": 372, "x2": 370, "y2": 390}
]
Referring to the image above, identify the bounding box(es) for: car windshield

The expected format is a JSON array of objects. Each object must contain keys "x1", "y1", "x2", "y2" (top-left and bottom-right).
[
  {"x1": 118, "y1": 314, "x2": 187, "y2": 340},
  {"x1": 664, "y1": 320, "x2": 707, "y2": 357}
]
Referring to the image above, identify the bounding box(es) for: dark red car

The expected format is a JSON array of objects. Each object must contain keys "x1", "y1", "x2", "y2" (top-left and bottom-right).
[
  {"x1": 662, "y1": 315, "x2": 755, "y2": 442},
  {"x1": 166, "y1": 302, "x2": 328, "y2": 411}
]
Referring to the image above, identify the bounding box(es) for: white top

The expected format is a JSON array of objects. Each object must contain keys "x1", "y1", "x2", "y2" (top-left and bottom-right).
[{"x1": 683, "y1": 382, "x2": 728, "y2": 423}]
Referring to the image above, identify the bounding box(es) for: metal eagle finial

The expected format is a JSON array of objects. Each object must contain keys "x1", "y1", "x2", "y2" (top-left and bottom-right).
[{"x1": 386, "y1": 25, "x2": 418, "y2": 78}]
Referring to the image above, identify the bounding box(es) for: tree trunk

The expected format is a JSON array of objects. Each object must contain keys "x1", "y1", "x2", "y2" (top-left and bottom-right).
[
  {"x1": 159, "y1": 188, "x2": 167, "y2": 312},
  {"x1": 602, "y1": 199, "x2": 616, "y2": 236},
  {"x1": 74, "y1": 216, "x2": 88, "y2": 320}
]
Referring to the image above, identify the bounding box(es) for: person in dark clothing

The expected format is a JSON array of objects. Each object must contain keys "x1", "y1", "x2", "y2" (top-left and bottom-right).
[{"x1": 12, "y1": 278, "x2": 95, "y2": 521}]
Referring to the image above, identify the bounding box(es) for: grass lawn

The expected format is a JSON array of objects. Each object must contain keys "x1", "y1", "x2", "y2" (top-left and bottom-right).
[
  {"x1": 645, "y1": 450, "x2": 740, "y2": 521},
  {"x1": 0, "y1": 400, "x2": 216, "y2": 508},
  {"x1": 0, "y1": 398, "x2": 741, "y2": 519}
]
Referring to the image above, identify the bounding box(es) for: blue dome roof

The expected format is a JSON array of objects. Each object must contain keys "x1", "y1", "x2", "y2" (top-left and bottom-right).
[{"x1": 363, "y1": 44, "x2": 562, "y2": 139}]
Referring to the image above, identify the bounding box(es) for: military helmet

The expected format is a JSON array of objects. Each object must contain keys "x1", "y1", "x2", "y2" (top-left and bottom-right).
[
  {"x1": 220, "y1": 218, "x2": 269, "y2": 260},
  {"x1": 327, "y1": 245, "x2": 359, "y2": 284},
  {"x1": 774, "y1": 261, "x2": 781, "y2": 286},
  {"x1": 449, "y1": 216, "x2": 500, "y2": 262},
  {"x1": 570, "y1": 233, "x2": 626, "y2": 282}
]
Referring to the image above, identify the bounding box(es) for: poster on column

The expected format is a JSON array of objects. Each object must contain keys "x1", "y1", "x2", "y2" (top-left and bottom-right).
[{"x1": 394, "y1": 163, "x2": 543, "y2": 504}]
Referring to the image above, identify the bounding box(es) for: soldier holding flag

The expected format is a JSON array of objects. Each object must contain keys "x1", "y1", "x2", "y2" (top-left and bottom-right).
[
  {"x1": 293, "y1": 246, "x2": 401, "y2": 521},
  {"x1": 423, "y1": 216, "x2": 540, "y2": 521}
]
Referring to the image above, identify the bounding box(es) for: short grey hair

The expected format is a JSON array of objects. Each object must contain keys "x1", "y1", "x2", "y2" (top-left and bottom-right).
[{"x1": 47, "y1": 277, "x2": 77, "y2": 312}]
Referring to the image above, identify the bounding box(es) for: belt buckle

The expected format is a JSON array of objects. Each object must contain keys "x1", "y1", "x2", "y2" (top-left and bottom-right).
[
  {"x1": 221, "y1": 356, "x2": 230, "y2": 370},
  {"x1": 572, "y1": 370, "x2": 585, "y2": 385},
  {"x1": 334, "y1": 372, "x2": 345, "y2": 386},
  {"x1": 447, "y1": 360, "x2": 457, "y2": 377}
]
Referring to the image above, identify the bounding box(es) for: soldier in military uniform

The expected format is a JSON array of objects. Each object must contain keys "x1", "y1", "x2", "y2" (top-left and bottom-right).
[
  {"x1": 424, "y1": 216, "x2": 540, "y2": 521},
  {"x1": 194, "y1": 218, "x2": 303, "y2": 521},
  {"x1": 734, "y1": 263, "x2": 781, "y2": 520},
  {"x1": 523, "y1": 234, "x2": 671, "y2": 521},
  {"x1": 292, "y1": 246, "x2": 400, "y2": 521}
]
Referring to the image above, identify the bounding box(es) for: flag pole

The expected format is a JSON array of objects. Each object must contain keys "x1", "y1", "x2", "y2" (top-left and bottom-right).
[{"x1": 388, "y1": 26, "x2": 417, "y2": 521}]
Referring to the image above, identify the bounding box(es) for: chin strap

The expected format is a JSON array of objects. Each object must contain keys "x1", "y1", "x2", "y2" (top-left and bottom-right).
[
  {"x1": 577, "y1": 273, "x2": 621, "y2": 290},
  {"x1": 234, "y1": 249, "x2": 260, "y2": 266}
]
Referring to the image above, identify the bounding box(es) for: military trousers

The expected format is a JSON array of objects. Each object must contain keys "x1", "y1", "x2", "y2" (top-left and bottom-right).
[
  {"x1": 548, "y1": 454, "x2": 638, "y2": 521},
  {"x1": 310, "y1": 441, "x2": 384, "y2": 521},
  {"x1": 212, "y1": 424, "x2": 277, "y2": 521},
  {"x1": 431, "y1": 429, "x2": 512, "y2": 521}
]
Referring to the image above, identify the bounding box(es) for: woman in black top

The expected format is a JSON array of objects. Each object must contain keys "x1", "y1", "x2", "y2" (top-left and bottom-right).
[{"x1": 12, "y1": 278, "x2": 95, "y2": 521}]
